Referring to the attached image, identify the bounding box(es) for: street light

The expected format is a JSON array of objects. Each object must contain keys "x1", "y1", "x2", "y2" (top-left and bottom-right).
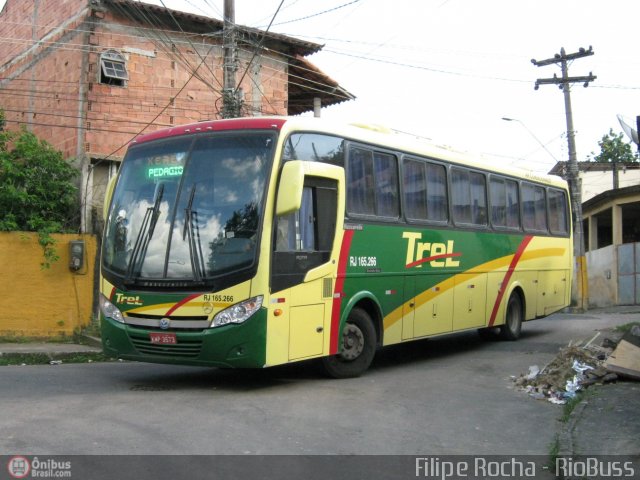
[{"x1": 502, "y1": 117, "x2": 559, "y2": 163}]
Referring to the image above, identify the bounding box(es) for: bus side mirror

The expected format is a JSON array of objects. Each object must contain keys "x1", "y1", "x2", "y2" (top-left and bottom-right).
[
  {"x1": 103, "y1": 175, "x2": 118, "y2": 221},
  {"x1": 276, "y1": 161, "x2": 304, "y2": 216}
]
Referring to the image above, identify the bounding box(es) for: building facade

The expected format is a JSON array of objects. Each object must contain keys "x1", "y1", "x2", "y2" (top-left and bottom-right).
[
  {"x1": 548, "y1": 162, "x2": 640, "y2": 307},
  {"x1": 549, "y1": 161, "x2": 640, "y2": 203},
  {"x1": 0, "y1": 0, "x2": 353, "y2": 232}
]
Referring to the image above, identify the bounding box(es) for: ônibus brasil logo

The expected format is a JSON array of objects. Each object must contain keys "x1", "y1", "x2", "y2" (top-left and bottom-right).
[{"x1": 7, "y1": 456, "x2": 30, "y2": 479}]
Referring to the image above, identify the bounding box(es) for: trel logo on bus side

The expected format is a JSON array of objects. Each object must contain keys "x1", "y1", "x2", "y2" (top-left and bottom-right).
[{"x1": 403, "y1": 232, "x2": 462, "y2": 269}]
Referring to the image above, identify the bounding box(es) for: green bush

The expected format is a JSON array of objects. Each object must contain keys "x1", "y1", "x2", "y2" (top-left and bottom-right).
[{"x1": 0, "y1": 118, "x2": 79, "y2": 267}]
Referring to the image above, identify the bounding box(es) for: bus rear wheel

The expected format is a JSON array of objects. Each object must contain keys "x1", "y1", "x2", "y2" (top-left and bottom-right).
[
  {"x1": 499, "y1": 293, "x2": 523, "y2": 340},
  {"x1": 321, "y1": 308, "x2": 376, "y2": 378}
]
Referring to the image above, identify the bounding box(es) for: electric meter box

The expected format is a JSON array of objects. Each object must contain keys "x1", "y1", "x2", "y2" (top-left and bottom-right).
[{"x1": 69, "y1": 240, "x2": 85, "y2": 271}]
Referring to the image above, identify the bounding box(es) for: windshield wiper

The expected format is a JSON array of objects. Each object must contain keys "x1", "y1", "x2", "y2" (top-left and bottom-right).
[
  {"x1": 183, "y1": 185, "x2": 206, "y2": 282},
  {"x1": 125, "y1": 183, "x2": 164, "y2": 283}
]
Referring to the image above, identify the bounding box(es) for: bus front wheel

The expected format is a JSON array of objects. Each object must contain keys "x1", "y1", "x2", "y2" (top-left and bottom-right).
[
  {"x1": 499, "y1": 293, "x2": 523, "y2": 341},
  {"x1": 321, "y1": 308, "x2": 376, "y2": 378}
]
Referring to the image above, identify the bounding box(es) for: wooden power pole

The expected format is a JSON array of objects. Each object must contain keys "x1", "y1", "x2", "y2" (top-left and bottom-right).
[{"x1": 532, "y1": 46, "x2": 596, "y2": 312}]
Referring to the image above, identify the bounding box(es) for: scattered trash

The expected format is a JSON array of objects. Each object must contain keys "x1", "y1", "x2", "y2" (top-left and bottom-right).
[
  {"x1": 548, "y1": 396, "x2": 566, "y2": 405},
  {"x1": 526, "y1": 365, "x2": 540, "y2": 380},
  {"x1": 565, "y1": 376, "x2": 580, "y2": 398},
  {"x1": 513, "y1": 331, "x2": 624, "y2": 404},
  {"x1": 49, "y1": 360, "x2": 62, "y2": 365},
  {"x1": 605, "y1": 325, "x2": 640, "y2": 381},
  {"x1": 572, "y1": 360, "x2": 594, "y2": 375}
]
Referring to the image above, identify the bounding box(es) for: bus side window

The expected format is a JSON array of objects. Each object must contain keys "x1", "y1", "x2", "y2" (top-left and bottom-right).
[
  {"x1": 505, "y1": 179, "x2": 520, "y2": 229},
  {"x1": 374, "y1": 152, "x2": 399, "y2": 218},
  {"x1": 470, "y1": 172, "x2": 487, "y2": 225},
  {"x1": 522, "y1": 183, "x2": 548, "y2": 232},
  {"x1": 548, "y1": 188, "x2": 568, "y2": 235},
  {"x1": 347, "y1": 148, "x2": 375, "y2": 215},
  {"x1": 403, "y1": 159, "x2": 427, "y2": 221},
  {"x1": 347, "y1": 146, "x2": 399, "y2": 219},
  {"x1": 490, "y1": 177, "x2": 520, "y2": 230},
  {"x1": 427, "y1": 163, "x2": 448, "y2": 222},
  {"x1": 404, "y1": 159, "x2": 448, "y2": 223}
]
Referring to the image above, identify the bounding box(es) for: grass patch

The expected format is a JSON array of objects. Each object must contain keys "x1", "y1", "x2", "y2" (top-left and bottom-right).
[
  {"x1": 0, "y1": 334, "x2": 75, "y2": 344},
  {"x1": 548, "y1": 434, "x2": 560, "y2": 469},
  {"x1": 614, "y1": 321, "x2": 640, "y2": 334},
  {"x1": 559, "y1": 389, "x2": 597, "y2": 423},
  {"x1": 0, "y1": 351, "x2": 114, "y2": 366}
]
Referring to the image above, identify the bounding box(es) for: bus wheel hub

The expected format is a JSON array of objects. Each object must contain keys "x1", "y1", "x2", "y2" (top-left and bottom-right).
[{"x1": 341, "y1": 324, "x2": 364, "y2": 360}]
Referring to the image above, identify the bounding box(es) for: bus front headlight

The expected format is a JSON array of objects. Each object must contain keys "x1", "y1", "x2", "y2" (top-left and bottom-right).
[
  {"x1": 211, "y1": 296, "x2": 263, "y2": 328},
  {"x1": 99, "y1": 293, "x2": 125, "y2": 323}
]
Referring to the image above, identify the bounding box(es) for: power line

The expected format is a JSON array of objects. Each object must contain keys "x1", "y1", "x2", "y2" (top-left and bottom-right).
[
  {"x1": 321, "y1": 47, "x2": 531, "y2": 84},
  {"x1": 269, "y1": 0, "x2": 362, "y2": 27},
  {"x1": 234, "y1": 0, "x2": 284, "y2": 95},
  {"x1": 1, "y1": 117, "x2": 140, "y2": 135},
  {"x1": 0, "y1": 87, "x2": 224, "y2": 116}
]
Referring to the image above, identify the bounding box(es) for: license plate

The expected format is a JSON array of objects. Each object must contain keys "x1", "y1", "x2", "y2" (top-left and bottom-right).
[{"x1": 149, "y1": 332, "x2": 177, "y2": 345}]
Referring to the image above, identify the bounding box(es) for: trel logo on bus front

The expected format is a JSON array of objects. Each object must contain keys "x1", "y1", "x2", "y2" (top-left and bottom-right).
[
  {"x1": 114, "y1": 293, "x2": 143, "y2": 306},
  {"x1": 403, "y1": 232, "x2": 462, "y2": 269}
]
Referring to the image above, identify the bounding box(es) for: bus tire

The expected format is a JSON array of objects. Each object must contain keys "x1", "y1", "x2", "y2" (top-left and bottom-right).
[
  {"x1": 321, "y1": 308, "x2": 376, "y2": 378},
  {"x1": 499, "y1": 293, "x2": 523, "y2": 341}
]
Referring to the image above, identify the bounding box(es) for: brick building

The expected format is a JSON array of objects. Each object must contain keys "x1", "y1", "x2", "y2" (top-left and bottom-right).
[{"x1": 0, "y1": 0, "x2": 354, "y2": 232}]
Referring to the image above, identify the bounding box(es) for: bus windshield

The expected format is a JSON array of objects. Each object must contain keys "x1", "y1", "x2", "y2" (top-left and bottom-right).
[{"x1": 102, "y1": 132, "x2": 275, "y2": 287}]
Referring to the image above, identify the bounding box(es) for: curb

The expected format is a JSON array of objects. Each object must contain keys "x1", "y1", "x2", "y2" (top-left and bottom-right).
[
  {"x1": 557, "y1": 397, "x2": 588, "y2": 457},
  {"x1": 77, "y1": 333, "x2": 103, "y2": 349}
]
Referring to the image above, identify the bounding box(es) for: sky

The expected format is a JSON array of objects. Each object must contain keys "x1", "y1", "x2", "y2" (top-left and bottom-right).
[
  {"x1": 3, "y1": 0, "x2": 639, "y2": 175},
  {"x1": 158, "y1": 0, "x2": 639, "y2": 175}
]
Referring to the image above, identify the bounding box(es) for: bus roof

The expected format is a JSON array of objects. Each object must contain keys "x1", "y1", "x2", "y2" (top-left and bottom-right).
[{"x1": 131, "y1": 116, "x2": 567, "y2": 189}]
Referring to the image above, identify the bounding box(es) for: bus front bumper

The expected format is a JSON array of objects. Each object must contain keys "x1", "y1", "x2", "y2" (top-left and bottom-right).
[{"x1": 100, "y1": 310, "x2": 267, "y2": 368}]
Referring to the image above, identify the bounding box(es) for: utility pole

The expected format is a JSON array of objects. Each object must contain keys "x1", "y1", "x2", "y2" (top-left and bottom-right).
[
  {"x1": 222, "y1": 0, "x2": 240, "y2": 118},
  {"x1": 532, "y1": 46, "x2": 596, "y2": 312},
  {"x1": 637, "y1": 116, "x2": 640, "y2": 155}
]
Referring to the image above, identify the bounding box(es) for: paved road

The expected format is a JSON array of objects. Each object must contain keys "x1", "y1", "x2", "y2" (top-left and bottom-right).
[{"x1": 0, "y1": 311, "x2": 632, "y2": 456}]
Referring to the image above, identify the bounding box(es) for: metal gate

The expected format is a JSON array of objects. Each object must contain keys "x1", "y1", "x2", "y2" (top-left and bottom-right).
[{"x1": 617, "y1": 242, "x2": 640, "y2": 304}]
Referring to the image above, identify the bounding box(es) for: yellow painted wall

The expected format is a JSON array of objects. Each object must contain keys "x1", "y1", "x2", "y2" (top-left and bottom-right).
[{"x1": 0, "y1": 232, "x2": 97, "y2": 337}]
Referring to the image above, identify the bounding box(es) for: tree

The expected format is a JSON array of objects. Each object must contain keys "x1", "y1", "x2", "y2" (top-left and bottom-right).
[
  {"x1": 588, "y1": 128, "x2": 639, "y2": 163},
  {"x1": 0, "y1": 118, "x2": 79, "y2": 267}
]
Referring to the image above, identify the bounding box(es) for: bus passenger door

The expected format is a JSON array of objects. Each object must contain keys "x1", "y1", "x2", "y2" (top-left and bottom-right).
[{"x1": 272, "y1": 178, "x2": 339, "y2": 361}]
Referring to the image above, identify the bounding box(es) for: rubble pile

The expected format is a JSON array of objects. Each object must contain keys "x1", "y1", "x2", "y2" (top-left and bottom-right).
[{"x1": 512, "y1": 333, "x2": 620, "y2": 405}]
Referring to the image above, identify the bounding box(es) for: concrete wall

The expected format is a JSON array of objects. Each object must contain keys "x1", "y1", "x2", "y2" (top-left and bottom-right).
[
  {"x1": 0, "y1": 232, "x2": 97, "y2": 337},
  {"x1": 586, "y1": 244, "x2": 617, "y2": 308}
]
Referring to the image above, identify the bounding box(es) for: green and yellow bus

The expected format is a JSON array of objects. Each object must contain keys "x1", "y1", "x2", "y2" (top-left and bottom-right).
[{"x1": 100, "y1": 116, "x2": 572, "y2": 377}]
